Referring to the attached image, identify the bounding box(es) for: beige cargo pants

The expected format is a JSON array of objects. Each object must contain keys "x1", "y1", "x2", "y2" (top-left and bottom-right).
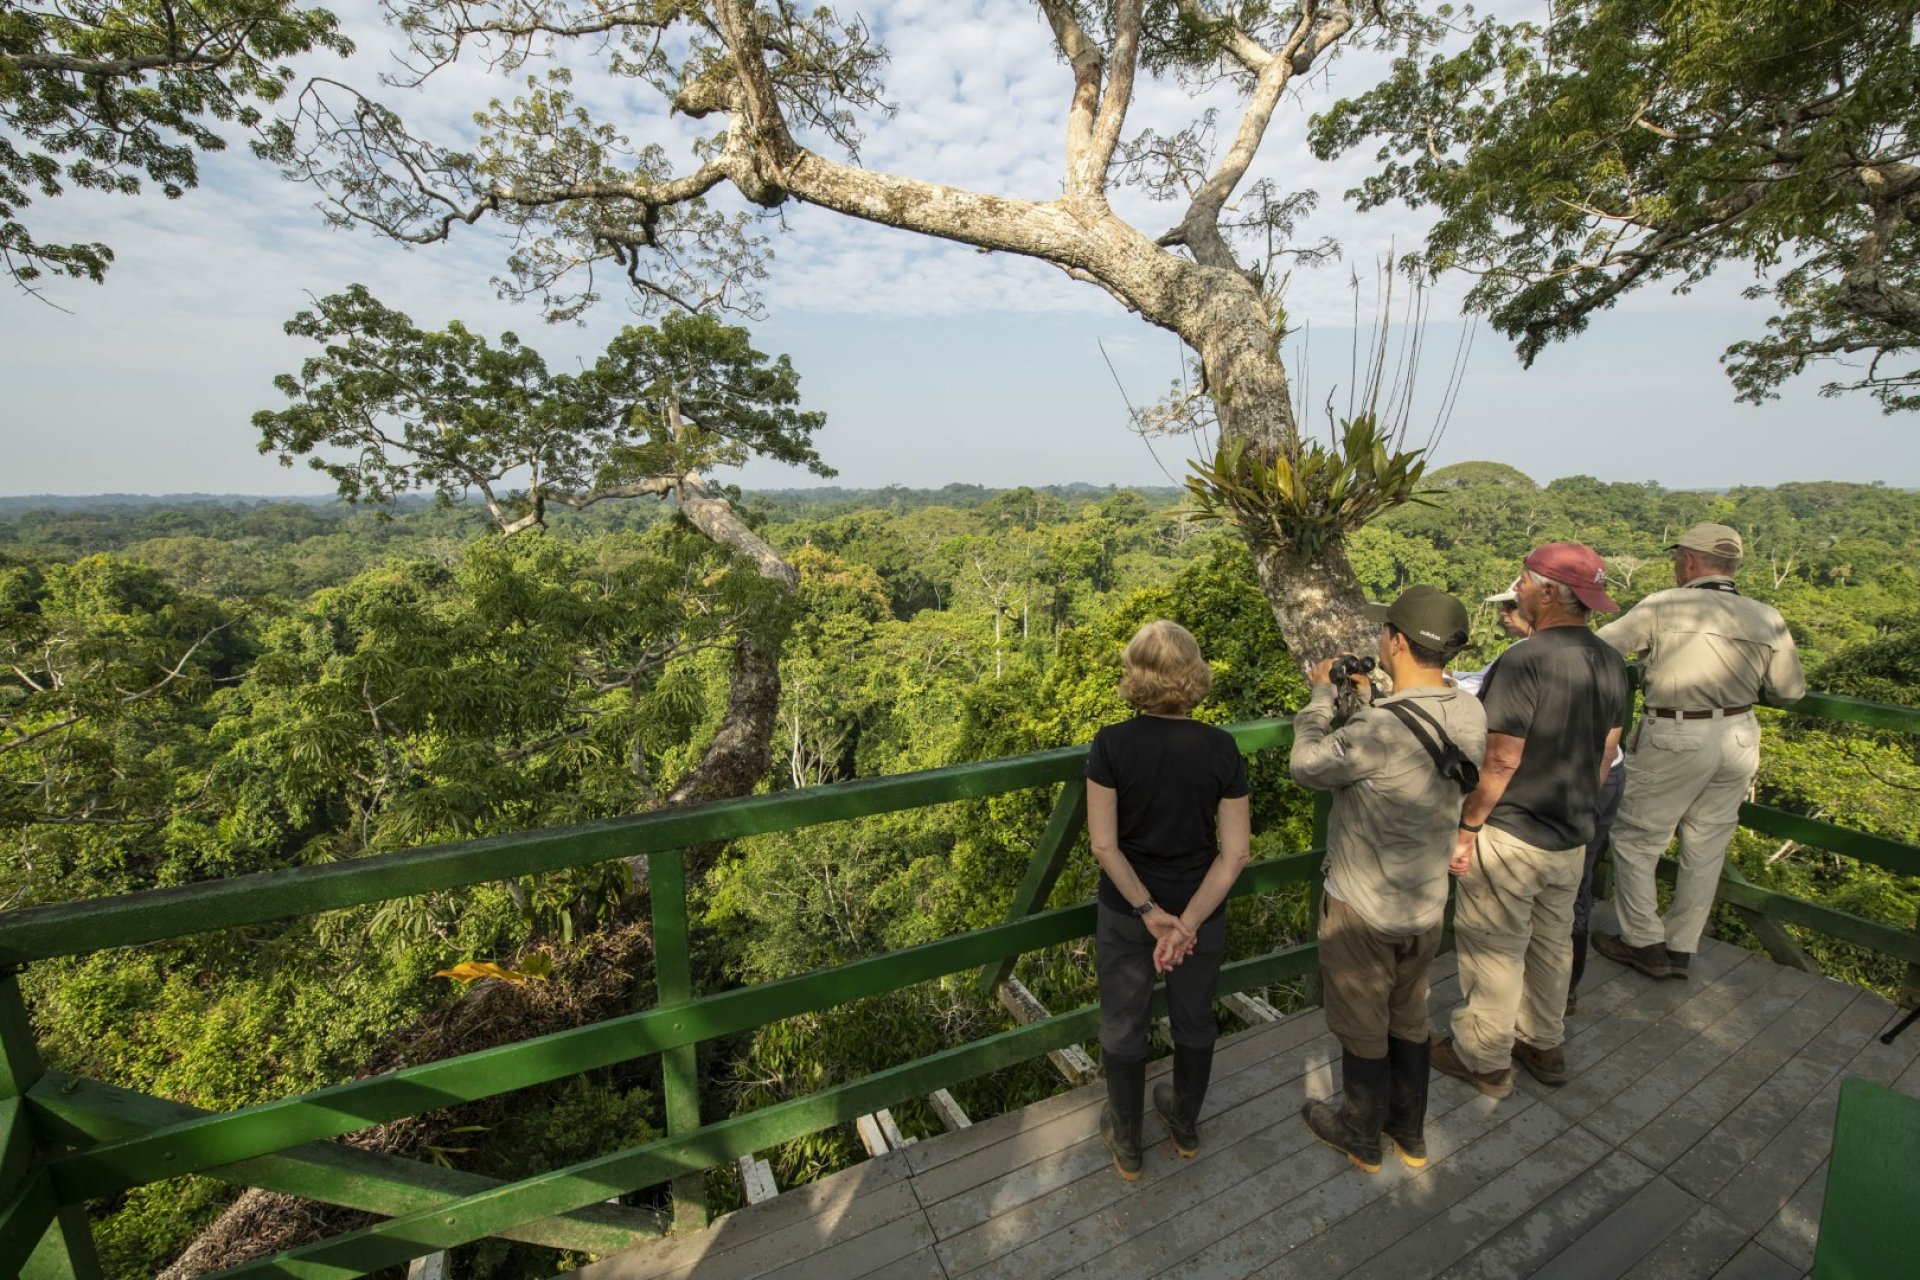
[
  {"x1": 1608, "y1": 711, "x2": 1761, "y2": 955},
  {"x1": 1449, "y1": 824, "x2": 1583, "y2": 1075}
]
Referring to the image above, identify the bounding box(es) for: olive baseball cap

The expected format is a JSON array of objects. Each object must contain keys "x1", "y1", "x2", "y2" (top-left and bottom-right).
[
  {"x1": 1668, "y1": 522, "x2": 1744, "y2": 560},
  {"x1": 1364, "y1": 585, "x2": 1472, "y2": 655}
]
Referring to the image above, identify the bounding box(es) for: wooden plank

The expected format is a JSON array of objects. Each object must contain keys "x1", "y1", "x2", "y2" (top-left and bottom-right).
[
  {"x1": 856, "y1": 1114, "x2": 891, "y2": 1158},
  {"x1": 757, "y1": 1209, "x2": 937, "y2": 1280},
  {"x1": 1754, "y1": 1158, "x2": 1825, "y2": 1273},
  {"x1": 1222, "y1": 991, "x2": 1281, "y2": 1025},
  {"x1": 1537, "y1": 946, "x2": 1763, "y2": 1121},
  {"x1": 1626, "y1": 974, "x2": 1856, "y2": 1173},
  {"x1": 1527, "y1": 1175, "x2": 1704, "y2": 1280},
  {"x1": 1274, "y1": 1120, "x2": 1616, "y2": 1280},
  {"x1": 1618, "y1": 1204, "x2": 1753, "y2": 1280},
  {"x1": 926, "y1": 1020, "x2": 1496, "y2": 1278},
  {"x1": 997, "y1": 977, "x2": 1097, "y2": 1085},
  {"x1": 571, "y1": 1151, "x2": 913, "y2": 1280},
  {"x1": 737, "y1": 1155, "x2": 778, "y2": 1206},
  {"x1": 926, "y1": 1090, "x2": 970, "y2": 1131},
  {"x1": 854, "y1": 1246, "x2": 947, "y2": 1280},
  {"x1": 1581, "y1": 963, "x2": 1814, "y2": 1149},
  {"x1": 1160, "y1": 1103, "x2": 1571, "y2": 1280},
  {"x1": 406, "y1": 1254, "x2": 449, "y2": 1280},
  {"x1": 1710, "y1": 1241, "x2": 1802, "y2": 1280},
  {"x1": 1432, "y1": 1150, "x2": 1652, "y2": 1280},
  {"x1": 876, "y1": 1110, "x2": 913, "y2": 1149},
  {"x1": 1669, "y1": 989, "x2": 1893, "y2": 1201},
  {"x1": 897, "y1": 999, "x2": 1337, "y2": 1185},
  {"x1": 1709, "y1": 990, "x2": 1920, "y2": 1232},
  {"x1": 577, "y1": 1174, "x2": 926, "y2": 1280}
]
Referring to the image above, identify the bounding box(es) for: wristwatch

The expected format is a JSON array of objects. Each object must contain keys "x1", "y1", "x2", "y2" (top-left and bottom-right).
[
  {"x1": 1132, "y1": 899, "x2": 1160, "y2": 918},
  {"x1": 1458, "y1": 821, "x2": 1483, "y2": 833}
]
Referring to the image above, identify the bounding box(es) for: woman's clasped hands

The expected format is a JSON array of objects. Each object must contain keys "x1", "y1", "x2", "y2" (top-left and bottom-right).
[{"x1": 1145, "y1": 909, "x2": 1198, "y2": 974}]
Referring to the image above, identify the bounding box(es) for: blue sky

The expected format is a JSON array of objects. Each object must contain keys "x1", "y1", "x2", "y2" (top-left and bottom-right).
[{"x1": 1, "y1": 1, "x2": 1911, "y2": 497}]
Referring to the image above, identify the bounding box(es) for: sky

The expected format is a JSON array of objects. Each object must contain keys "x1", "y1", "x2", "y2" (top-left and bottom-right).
[{"x1": 1, "y1": 0, "x2": 1912, "y2": 498}]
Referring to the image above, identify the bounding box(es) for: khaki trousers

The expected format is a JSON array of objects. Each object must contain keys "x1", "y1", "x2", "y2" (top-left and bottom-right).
[
  {"x1": 1609, "y1": 712, "x2": 1761, "y2": 954},
  {"x1": 1318, "y1": 893, "x2": 1443, "y2": 1059},
  {"x1": 1449, "y1": 824, "x2": 1583, "y2": 1074}
]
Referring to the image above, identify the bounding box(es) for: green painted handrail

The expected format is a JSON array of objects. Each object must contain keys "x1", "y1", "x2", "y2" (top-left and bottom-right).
[
  {"x1": 0, "y1": 720, "x2": 1294, "y2": 966},
  {"x1": 1, "y1": 689, "x2": 1917, "y2": 1278}
]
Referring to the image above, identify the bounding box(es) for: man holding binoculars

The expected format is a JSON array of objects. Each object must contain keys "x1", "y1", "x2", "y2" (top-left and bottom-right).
[{"x1": 1289, "y1": 586, "x2": 1486, "y2": 1172}]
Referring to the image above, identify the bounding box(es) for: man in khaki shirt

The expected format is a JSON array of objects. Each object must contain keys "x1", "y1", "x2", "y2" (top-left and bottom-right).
[{"x1": 1593, "y1": 523, "x2": 1807, "y2": 979}]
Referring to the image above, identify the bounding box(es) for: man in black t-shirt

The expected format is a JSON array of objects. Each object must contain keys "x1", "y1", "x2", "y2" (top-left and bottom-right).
[{"x1": 1432, "y1": 543, "x2": 1630, "y2": 1098}]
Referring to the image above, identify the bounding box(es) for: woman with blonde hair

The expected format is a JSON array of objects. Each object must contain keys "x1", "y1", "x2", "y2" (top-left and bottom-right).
[{"x1": 1085, "y1": 619, "x2": 1252, "y2": 1181}]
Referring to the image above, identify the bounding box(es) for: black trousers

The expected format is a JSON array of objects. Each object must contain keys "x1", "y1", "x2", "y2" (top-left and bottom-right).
[
  {"x1": 1096, "y1": 901, "x2": 1227, "y2": 1057},
  {"x1": 1571, "y1": 761, "x2": 1627, "y2": 990}
]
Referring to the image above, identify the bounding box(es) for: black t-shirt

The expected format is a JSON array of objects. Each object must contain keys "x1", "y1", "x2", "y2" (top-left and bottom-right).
[
  {"x1": 1086, "y1": 715, "x2": 1250, "y2": 917},
  {"x1": 1478, "y1": 626, "x2": 1630, "y2": 850}
]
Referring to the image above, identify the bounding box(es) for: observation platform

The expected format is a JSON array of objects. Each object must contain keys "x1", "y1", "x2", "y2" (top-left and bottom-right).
[{"x1": 578, "y1": 921, "x2": 1920, "y2": 1280}]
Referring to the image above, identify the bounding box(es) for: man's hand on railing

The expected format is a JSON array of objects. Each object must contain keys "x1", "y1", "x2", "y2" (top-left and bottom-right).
[{"x1": 1147, "y1": 911, "x2": 1197, "y2": 972}]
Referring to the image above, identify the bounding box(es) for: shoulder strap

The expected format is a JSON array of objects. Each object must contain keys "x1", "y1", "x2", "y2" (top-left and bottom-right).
[{"x1": 1379, "y1": 699, "x2": 1452, "y2": 776}]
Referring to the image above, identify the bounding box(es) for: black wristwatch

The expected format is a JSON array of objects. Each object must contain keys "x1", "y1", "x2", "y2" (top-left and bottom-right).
[{"x1": 1131, "y1": 899, "x2": 1160, "y2": 918}]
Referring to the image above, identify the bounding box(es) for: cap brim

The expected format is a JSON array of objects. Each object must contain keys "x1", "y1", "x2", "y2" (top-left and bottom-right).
[
  {"x1": 1485, "y1": 592, "x2": 1518, "y2": 605},
  {"x1": 1363, "y1": 602, "x2": 1391, "y2": 625},
  {"x1": 1573, "y1": 584, "x2": 1621, "y2": 613}
]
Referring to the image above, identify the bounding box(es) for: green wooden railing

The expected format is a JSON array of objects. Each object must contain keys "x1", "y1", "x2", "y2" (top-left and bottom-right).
[{"x1": 0, "y1": 697, "x2": 1916, "y2": 1279}]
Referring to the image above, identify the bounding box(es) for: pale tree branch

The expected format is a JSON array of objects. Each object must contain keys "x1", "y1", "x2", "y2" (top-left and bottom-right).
[
  {"x1": 1175, "y1": 0, "x2": 1274, "y2": 75},
  {"x1": 1088, "y1": 0, "x2": 1148, "y2": 194},
  {"x1": 1036, "y1": 0, "x2": 1105, "y2": 196}
]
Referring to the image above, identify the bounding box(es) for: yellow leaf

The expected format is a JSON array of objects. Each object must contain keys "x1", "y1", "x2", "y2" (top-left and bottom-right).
[{"x1": 433, "y1": 960, "x2": 548, "y2": 986}]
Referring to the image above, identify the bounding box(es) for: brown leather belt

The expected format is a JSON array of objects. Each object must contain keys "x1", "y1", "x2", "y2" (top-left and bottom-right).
[{"x1": 1647, "y1": 705, "x2": 1753, "y2": 719}]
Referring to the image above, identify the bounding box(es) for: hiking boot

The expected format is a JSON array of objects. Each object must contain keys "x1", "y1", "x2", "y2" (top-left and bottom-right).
[
  {"x1": 1382, "y1": 1035, "x2": 1431, "y2": 1167},
  {"x1": 1664, "y1": 949, "x2": 1692, "y2": 980},
  {"x1": 1512, "y1": 1039, "x2": 1569, "y2": 1086},
  {"x1": 1430, "y1": 1035, "x2": 1515, "y2": 1099},
  {"x1": 1152, "y1": 1043, "x2": 1213, "y2": 1158},
  {"x1": 1301, "y1": 1051, "x2": 1389, "y2": 1173},
  {"x1": 1100, "y1": 1052, "x2": 1146, "y2": 1182},
  {"x1": 1591, "y1": 930, "x2": 1675, "y2": 980}
]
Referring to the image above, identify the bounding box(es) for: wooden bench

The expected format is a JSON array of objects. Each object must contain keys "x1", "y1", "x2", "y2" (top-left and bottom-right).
[{"x1": 1812, "y1": 1076, "x2": 1920, "y2": 1279}]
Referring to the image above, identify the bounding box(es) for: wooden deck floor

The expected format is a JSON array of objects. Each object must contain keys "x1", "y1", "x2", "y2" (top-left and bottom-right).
[{"x1": 577, "y1": 914, "x2": 1920, "y2": 1280}]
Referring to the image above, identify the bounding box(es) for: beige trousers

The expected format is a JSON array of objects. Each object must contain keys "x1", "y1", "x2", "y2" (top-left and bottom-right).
[
  {"x1": 1609, "y1": 712, "x2": 1761, "y2": 954},
  {"x1": 1449, "y1": 824, "x2": 1583, "y2": 1074}
]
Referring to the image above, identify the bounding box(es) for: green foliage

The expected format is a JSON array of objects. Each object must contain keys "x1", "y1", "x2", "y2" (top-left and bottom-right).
[
  {"x1": 0, "y1": 0, "x2": 352, "y2": 288},
  {"x1": 1313, "y1": 1, "x2": 1920, "y2": 410},
  {"x1": 255, "y1": 289, "x2": 832, "y2": 529},
  {"x1": 7, "y1": 471, "x2": 1920, "y2": 1270},
  {"x1": 1185, "y1": 415, "x2": 1432, "y2": 555}
]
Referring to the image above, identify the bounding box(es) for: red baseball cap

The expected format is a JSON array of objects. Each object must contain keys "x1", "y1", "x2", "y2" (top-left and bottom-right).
[{"x1": 1523, "y1": 542, "x2": 1620, "y2": 613}]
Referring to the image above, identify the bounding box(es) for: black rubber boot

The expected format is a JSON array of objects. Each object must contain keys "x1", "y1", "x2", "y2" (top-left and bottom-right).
[
  {"x1": 1569, "y1": 926, "x2": 1590, "y2": 1008},
  {"x1": 1382, "y1": 1036, "x2": 1431, "y2": 1168},
  {"x1": 1302, "y1": 1051, "x2": 1390, "y2": 1173},
  {"x1": 1100, "y1": 1052, "x2": 1147, "y2": 1182},
  {"x1": 1152, "y1": 1042, "x2": 1214, "y2": 1158}
]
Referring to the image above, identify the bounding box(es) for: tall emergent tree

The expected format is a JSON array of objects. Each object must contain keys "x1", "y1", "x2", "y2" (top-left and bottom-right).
[
  {"x1": 256, "y1": 288, "x2": 834, "y2": 804},
  {"x1": 260, "y1": 0, "x2": 1450, "y2": 665},
  {"x1": 1312, "y1": 1, "x2": 1920, "y2": 411}
]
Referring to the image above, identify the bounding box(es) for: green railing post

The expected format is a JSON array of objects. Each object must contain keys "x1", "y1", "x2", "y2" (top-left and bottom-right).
[
  {"x1": 978, "y1": 778, "x2": 1088, "y2": 994},
  {"x1": 1304, "y1": 792, "x2": 1331, "y2": 1005},
  {"x1": 1721, "y1": 863, "x2": 1821, "y2": 974},
  {"x1": 0, "y1": 972, "x2": 100, "y2": 1280},
  {"x1": 650, "y1": 849, "x2": 706, "y2": 1232}
]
